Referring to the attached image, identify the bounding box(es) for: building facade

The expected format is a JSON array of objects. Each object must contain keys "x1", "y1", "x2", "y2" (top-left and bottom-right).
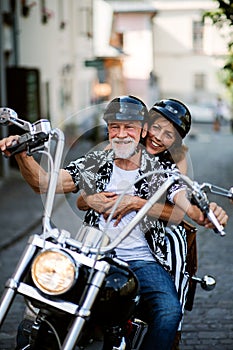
[
  {"x1": 0, "y1": 0, "x2": 124, "y2": 176},
  {"x1": 151, "y1": 0, "x2": 229, "y2": 105},
  {"x1": 0, "y1": 0, "x2": 124, "y2": 126}
]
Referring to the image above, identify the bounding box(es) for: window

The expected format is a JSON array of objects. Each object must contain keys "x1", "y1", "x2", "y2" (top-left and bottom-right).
[
  {"x1": 78, "y1": 5, "x2": 93, "y2": 38},
  {"x1": 194, "y1": 73, "x2": 206, "y2": 90},
  {"x1": 110, "y1": 32, "x2": 124, "y2": 50},
  {"x1": 193, "y1": 20, "x2": 204, "y2": 52}
]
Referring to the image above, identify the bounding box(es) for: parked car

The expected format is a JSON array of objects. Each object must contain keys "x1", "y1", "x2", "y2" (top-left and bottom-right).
[
  {"x1": 187, "y1": 103, "x2": 214, "y2": 123},
  {"x1": 187, "y1": 102, "x2": 231, "y2": 123}
]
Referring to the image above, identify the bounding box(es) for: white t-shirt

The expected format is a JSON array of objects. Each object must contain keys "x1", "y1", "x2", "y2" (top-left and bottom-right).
[{"x1": 99, "y1": 164, "x2": 154, "y2": 261}]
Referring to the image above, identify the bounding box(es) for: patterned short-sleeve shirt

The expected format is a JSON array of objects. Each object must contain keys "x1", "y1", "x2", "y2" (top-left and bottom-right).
[{"x1": 65, "y1": 147, "x2": 184, "y2": 268}]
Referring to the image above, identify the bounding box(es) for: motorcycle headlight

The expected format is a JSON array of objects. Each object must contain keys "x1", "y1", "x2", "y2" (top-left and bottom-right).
[{"x1": 31, "y1": 249, "x2": 77, "y2": 295}]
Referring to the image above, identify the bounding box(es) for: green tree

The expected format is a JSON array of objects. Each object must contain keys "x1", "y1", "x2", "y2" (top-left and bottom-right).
[{"x1": 204, "y1": 0, "x2": 233, "y2": 102}]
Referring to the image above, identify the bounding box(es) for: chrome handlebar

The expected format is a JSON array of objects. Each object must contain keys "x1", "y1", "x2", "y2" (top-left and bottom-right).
[
  {"x1": 200, "y1": 182, "x2": 233, "y2": 200},
  {"x1": 0, "y1": 107, "x2": 52, "y2": 157}
]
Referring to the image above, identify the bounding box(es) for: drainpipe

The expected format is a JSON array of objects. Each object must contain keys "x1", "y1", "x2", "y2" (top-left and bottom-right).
[
  {"x1": 148, "y1": 11, "x2": 160, "y2": 104},
  {"x1": 0, "y1": 1, "x2": 9, "y2": 177},
  {"x1": 11, "y1": 0, "x2": 19, "y2": 66},
  {"x1": 0, "y1": 0, "x2": 19, "y2": 177}
]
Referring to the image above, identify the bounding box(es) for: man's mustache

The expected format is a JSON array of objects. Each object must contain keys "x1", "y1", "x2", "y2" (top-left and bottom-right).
[{"x1": 112, "y1": 137, "x2": 134, "y2": 144}]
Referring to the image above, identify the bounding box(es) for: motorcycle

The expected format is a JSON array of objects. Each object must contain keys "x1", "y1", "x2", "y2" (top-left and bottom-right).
[{"x1": 0, "y1": 107, "x2": 232, "y2": 350}]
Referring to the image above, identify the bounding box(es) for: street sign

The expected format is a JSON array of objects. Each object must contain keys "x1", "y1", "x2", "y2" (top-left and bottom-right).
[{"x1": 84, "y1": 59, "x2": 104, "y2": 69}]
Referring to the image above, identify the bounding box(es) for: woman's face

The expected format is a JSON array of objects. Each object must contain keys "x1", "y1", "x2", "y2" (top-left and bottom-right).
[{"x1": 145, "y1": 116, "x2": 177, "y2": 155}]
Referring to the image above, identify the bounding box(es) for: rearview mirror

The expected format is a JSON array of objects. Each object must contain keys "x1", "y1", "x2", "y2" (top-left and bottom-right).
[{"x1": 0, "y1": 107, "x2": 18, "y2": 126}]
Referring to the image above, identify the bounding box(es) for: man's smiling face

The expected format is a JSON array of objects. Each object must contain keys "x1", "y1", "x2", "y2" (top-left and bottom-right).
[{"x1": 108, "y1": 121, "x2": 142, "y2": 159}]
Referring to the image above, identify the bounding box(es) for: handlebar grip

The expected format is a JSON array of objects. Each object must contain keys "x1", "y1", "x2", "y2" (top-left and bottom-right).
[
  {"x1": 4, "y1": 132, "x2": 48, "y2": 157},
  {"x1": 206, "y1": 209, "x2": 226, "y2": 236},
  {"x1": 5, "y1": 141, "x2": 26, "y2": 156},
  {"x1": 4, "y1": 135, "x2": 29, "y2": 157}
]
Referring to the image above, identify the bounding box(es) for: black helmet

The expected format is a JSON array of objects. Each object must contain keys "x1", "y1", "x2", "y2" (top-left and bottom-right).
[
  {"x1": 149, "y1": 98, "x2": 191, "y2": 138},
  {"x1": 103, "y1": 95, "x2": 149, "y2": 124}
]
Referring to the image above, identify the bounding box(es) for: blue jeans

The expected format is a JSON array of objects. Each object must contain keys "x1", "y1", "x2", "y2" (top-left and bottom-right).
[{"x1": 128, "y1": 260, "x2": 182, "y2": 350}]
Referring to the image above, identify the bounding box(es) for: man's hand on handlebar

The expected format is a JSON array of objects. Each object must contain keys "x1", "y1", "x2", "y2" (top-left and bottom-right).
[
  {"x1": 209, "y1": 202, "x2": 228, "y2": 227},
  {"x1": 186, "y1": 201, "x2": 228, "y2": 229},
  {"x1": 174, "y1": 190, "x2": 228, "y2": 231},
  {"x1": 0, "y1": 135, "x2": 26, "y2": 158},
  {"x1": 199, "y1": 202, "x2": 228, "y2": 229}
]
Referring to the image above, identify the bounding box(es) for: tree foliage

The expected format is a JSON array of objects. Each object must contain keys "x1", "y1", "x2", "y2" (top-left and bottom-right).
[{"x1": 204, "y1": 0, "x2": 233, "y2": 102}]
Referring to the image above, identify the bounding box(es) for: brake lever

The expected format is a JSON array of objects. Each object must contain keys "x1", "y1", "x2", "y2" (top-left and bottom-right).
[
  {"x1": 207, "y1": 209, "x2": 226, "y2": 236},
  {"x1": 191, "y1": 181, "x2": 226, "y2": 236}
]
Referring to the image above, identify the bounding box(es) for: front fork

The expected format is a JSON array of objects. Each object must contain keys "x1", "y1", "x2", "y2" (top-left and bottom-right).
[
  {"x1": 0, "y1": 234, "x2": 111, "y2": 350},
  {"x1": 0, "y1": 238, "x2": 37, "y2": 325}
]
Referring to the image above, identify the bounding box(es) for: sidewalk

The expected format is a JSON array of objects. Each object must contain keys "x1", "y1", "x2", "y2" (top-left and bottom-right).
[
  {"x1": 0, "y1": 169, "x2": 84, "y2": 251},
  {"x1": 0, "y1": 170, "x2": 44, "y2": 251}
]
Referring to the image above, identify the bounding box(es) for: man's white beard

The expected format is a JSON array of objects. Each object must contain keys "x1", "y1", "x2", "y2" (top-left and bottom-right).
[{"x1": 112, "y1": 137, "x2": 138, "y2": 159}]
